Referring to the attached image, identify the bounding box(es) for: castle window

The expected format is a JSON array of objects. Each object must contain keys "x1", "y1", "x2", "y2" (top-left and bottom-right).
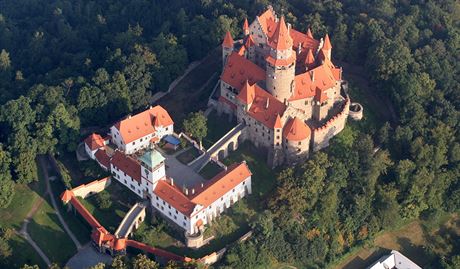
[
  {"x1": 297, "y1": 149, "x2": 301, "y2": 152},
  {"x1": 298, "y1": 141, "x2": 302, "y2": 145},
  {"x1": 276, "y1": 142, "x2": 280, "y2": 146},
  {"x1": 277, "y1": 136, "x2": 280, "y2": 139},
  {"x1": 183, "y1": 222, "x2": 186, "y2": 227}
]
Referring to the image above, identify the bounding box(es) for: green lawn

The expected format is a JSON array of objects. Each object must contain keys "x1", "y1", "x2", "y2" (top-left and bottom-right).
[
  {"x1": 176, "y1": 147, "x2": 201, "y2": 165},
  {"x1": 28, "y1": 197, "x2": 77, "y2": 265},
  {"x1": 199, "y1": 161, "x2": 224, "y2": 180},
  {"x1": 203, "y1": 112, "x2": 236, "y2": 149},
  {"x1": 0, "y1": 234, "x2": 47, "y2": 269}
]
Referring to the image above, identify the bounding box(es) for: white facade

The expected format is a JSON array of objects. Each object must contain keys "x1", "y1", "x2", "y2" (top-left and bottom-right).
[{"x1": 368, "y1": 250, "x2": 422, "y2": 269}]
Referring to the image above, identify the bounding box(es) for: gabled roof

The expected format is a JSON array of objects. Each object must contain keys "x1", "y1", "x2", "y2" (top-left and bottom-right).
[
  {"x1": 283, "y1": 117, "x2": 311, "y2": 141},
  {"x1": 290, "y1": 63, "x2": 338, "y2": 101},
  {"x1": 236, "y1": 80, "x2": 255, "y2": 104},
  {"x1": 84, "y1": 133, "x2": 105, "y2": 151},
  {"x1": 154, "y1": 179, "x2": 196, "y2": 216},
  {"x1": 110, "y1": 151, "x2": 141, "y2": 183},
  {"x1": 221, "y1": 52, "x2": 265, "y2": 91},
  {"x1": 114, "y1": 105, "x2": 173, "y2": 144},
  {"x1": 247, "y1": 84, "x2": 287, "y2": 129},
  {"x1": 95, "y1": 149, "x2": 110, "y2": 168},
  {"x1": 256, "y1": 8, "x2": 276, "y2": 37},
  {"x1": 268, "y1": 16, "x2": 293, "y2": 51},
  {"x1": 323, "y1": 33, "x2": 332, "y2": 50},
  {"x1": 191, "y1": 162, "x2": 251, "y2": 208},
  {"x1": 222, "y1": 31, "x2": 234, "y2": 48},
  {"x1": 274, "y1": 114, "x2": 282, "y2": 129}
]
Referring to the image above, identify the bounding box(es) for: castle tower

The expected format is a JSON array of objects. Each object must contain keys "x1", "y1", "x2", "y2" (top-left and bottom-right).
[
  {"x1": 321, "y1": 33, "x2": 332, "y2": 60},
  {"x1": 265, "y1": 16, "x2": 296, "y2": 103},
  {"x1": 305, "y1": 49, "x2": 316, "y2": 70},
  {"x1": 222, "y1": 31, "x2": 234, "y2": 66},
  {"x1": 243, "y1": 18, "x2": 249, "y2": 36}
]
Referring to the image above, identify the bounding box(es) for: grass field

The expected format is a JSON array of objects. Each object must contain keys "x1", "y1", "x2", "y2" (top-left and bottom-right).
[
  {"x1": 0, "y1": 234, "x2": 47, "y2": 268},
  {"x1": 176, "y1": 147, "x2": 201, "y2": 165},
  {"x1": 28, "y1": 197, "x2": 77, "y2": 265}
]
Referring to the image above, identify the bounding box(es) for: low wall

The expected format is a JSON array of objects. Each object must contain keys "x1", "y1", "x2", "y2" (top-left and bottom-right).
[
  {"x1": 71, "y1": 177, "x2": 111, "y2": 199},
  {"x1": 199, "y1": 248, "x2": 227, "y2": 265},
  {"x1": 312, "y1": 98, "x2": 350, "y2": 151}
]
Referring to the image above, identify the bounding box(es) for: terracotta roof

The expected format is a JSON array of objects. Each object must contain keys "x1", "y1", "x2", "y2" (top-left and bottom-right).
[
  {"x1": 236, "y1": 80, "x2": 255, "y2": 104},
  {"x1": 153, "y1": 179, "x2": 196, "y2": 216},
  {"x1": 69, "y1": 196, "x2": 104, "y2": 229},
  {"x1": 95, "y1": 149, "x2": 110, "y2": 168},
  {"x1": 290, "y1": 28, "x2": 319, "y2": 51},
  {"x1": 84, "y1": 133, "x2": 105, "y2": 151},
  {"x1": 191, "y1": 162, "x2": 251, "y2": 208},
  {"x1": 266, "y1": 53, "x2": 296, "y2": 67},
  {"x1": 315, "y1": 87, "x2": 328, "y2": 103},
  {"x1": 110, "y1": 151, "x2": 141, "y2": 183},
  {"x1": 283, "y1": 117, "x2": 311, "y2": 141},
  {"x1": 323, "y1": 33, "x2": 332, "y2": 50},
  {"x1": 126, "y1": 240, "x2": 190, "y2": 262},
  {"x1": 268, "y1": 16, "x2": 293, "y2": 51},
  {"x1": 218, "y1": 96, "x2": 237, "y2": 111},
  {"x1": 222, "y1": 31, "x2": 234, "y2": 48},
  {"x1": 305, "y1": 49, "x2": 315, "y2": 67},
  {"x1": 113, "y1": 238, "x2": 127, "y2": 251},
  {"x1": 114, "y1": 105, "x2": 173, "y2": 144},
  {"x1": 243, "y1": 18, "x2": 249, "y2": 31},
  {"x1": 257, "y1": 8, "x2": 276, "y2": 37},
  {"x1": 247, "y1": 84, "x2": 286, "y2": 129},
  {"x1": 274, "y1": 114, "x2": 282, "y2": 129},
  {"x1": 60, "y1": 190, "x2": 74, "y2": 203},
  {"x1": 221, "y1": 52, "x2": 265, "y2": 91},
  {"x1": 290, "y1": 63, "x2": 338, "y2": 101}
]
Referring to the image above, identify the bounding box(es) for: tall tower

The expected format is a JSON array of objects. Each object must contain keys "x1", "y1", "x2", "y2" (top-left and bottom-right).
[
  {"x1": 222, "y1": 31, "x2": 234, "y2": 66},
  {"x1": 322, "y1": 33, "x2": 332, "y2": 60},
  {"x1": 265, "y1": 16, "x2": 296, "y2": 103}
]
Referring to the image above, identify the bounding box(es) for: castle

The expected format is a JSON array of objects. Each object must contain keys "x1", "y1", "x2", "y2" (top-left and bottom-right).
[
  {"x1": 215, "y1": 7, "x2": 360, "y2": 166},
  {"x1": 84, "y1": 105, "x2": 252, "y2": 237}
]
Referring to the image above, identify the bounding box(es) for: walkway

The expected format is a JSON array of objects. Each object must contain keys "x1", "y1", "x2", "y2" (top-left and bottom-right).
[
  {"x1": 115, "y1": 203, "x2": 146, "y2": 238},
  {"x1": 66, "y1": 243, "x2": 113, "y2": 269},
  {"x1": 189, "y1": 123, "x2": 246, "y2": 172},
  {"x1": 39, "y1": 155, "x2": 83, "y2": 250}
]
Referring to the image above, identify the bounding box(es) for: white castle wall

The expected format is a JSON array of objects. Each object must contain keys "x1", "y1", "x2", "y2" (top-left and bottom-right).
[{"x1": 71, "y1": 177, "x2": 111, "y2": 199}]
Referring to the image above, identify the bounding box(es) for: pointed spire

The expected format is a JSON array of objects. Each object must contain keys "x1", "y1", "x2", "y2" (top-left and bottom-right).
[
  {"x1": 222, "y1": 31, "x2": 234, "y2": 48},
  {"x1": 274, "y1": 114, "x2": 282, "y2": 129},
  {"x1": 323, "y1": 33, "x2": 332, "y2": 50},
  {"x1": 243, "y1": 18, "x2": 249, "y2": 35},
  {"x1": 237, "y1": 80, "x2": 255, "y2": 104},
  {"x1": 268, "y1": 16, "x2": 293, "y2": 51},
  {"x1": 305, "y1": 49, "x2": 315, "y2": 66},
  {"x1": 306, "y1": 28, "x2": 313, "y2": 38}
]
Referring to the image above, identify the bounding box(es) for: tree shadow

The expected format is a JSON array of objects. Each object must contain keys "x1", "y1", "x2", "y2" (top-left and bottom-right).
[{"x1": 341, "y1": 247, "x2": 390, "y2": 269}]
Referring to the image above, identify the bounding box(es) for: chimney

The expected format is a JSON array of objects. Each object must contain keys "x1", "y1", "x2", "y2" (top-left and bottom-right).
[
  {"x1": 311, "y1": 71, "x2": 315, "y2": 82},
  {"x1": 149, "y1": 105, "x2": 152, "y2": 109},
  {"x1": 171, "y1": 178, "x2": 174, "y2": 186},
  {"x1": 192, "y1": 188, "x2": 195, "y2": 195},
  {"x1": 185, "y1": 188, "x2": 189, "y2": 196},
  {"x1": 128, "y1": 115, "x2": 132, "y2": 119},
  {"x1": 265, "y1": 97, "x2": 270, "y2": 109},
  {"x1": 201, "y1": 182, "x2": 204, "y2": 188},
  {"x1": 297, "y1": 42, "x2": 302, "y2": 54},
  {"x1": 287, "y1": 23, "x2": 291, "y2": 32},
  {"x1": 224, "y1": 166, "x2": 228, "y2": 171}
]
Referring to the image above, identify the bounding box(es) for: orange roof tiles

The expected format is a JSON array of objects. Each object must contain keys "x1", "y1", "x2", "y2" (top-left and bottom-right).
[
  {"x1": 306, "y1": 28, "x2": 313, "y2": 38},
  {"x1": 290, "y1": 63, "x2": 338, "y2": 101},
  {"x1": 69, "y1": 196, "x2": 104, "y2": 229},
  {"x1": 191, "y1": 162, "x2": 251, "y2": 208},
  {"x1": 243, "y1": 18, "x2": 249, "y2": 31},
  {"x1": 266, "y1": 53, "x2": 296, "y2": 67},
  {"x1": 283, "y1": 117, "x2": 311, "y2": 141},
  {"x1": 236, "y1": 80, "x2": 255, "y2": 104},
  {"x1": 222, "y1": 31, "x2": 234, "y2": 48},
  {"x1": 274, "y1": 114, "x2": 282, "y2": 129},
  {"x1": 247, "y1": 85, "x2": 287, "y2": 129},
  {"x1": 110, "y1": 151, "x2": 141, "y2": 183},
  {"x1": 257, "y1": 8, "x2": 276, "y2": 37},
  {"x1": 60, "y1": 190, "x2": 74, "y2": 203},
  {"x1": 154, "y1": 180, "x2": 196, "y2": 216},
  {"x1": 114, "y1": 105, "x2": 173, "y2": 144},
  {"x1": 221, "y1": 52, "x2": 265, "y2": 91},
  {"x1": 84, "y1": 133, "x2": 105, "y2": 151},
  {"x1": 323, "y1": 33, "x2": 332, "y2": 50},
  {"x1": 305, "y1": 49, "x2": 315, "y2": 67},
  {"x1": 268, "y1": 16, "x2": 293, "y2": 51}
]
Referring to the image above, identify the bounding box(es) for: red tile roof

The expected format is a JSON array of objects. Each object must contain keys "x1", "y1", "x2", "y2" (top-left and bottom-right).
[
  {"x1": 221, "y1": 52, "x2": 265, "y2": 91},
  {"x1": 266, "y1": 53, "x2": 296, "y2": 67},
  {"x1": 95, "y1": 149, "x2": 110, "y2": 168},
  {"x1": 306, "y1": 28, "x2": 313, "y2": 38},
  {"x1": 257, "y1": 8, "x2": 276, "y2": 37},
  {"x1": 110, "y1": 151, "x2": 141, "y2": 183},
  {"x1": 305, "y1": 49, "x2": 315, "y2": 67},
  {"x1": 114, "y1": 105, "x2": 173, "y2": 144},
  {"x1": 283, "y1": 117, "x2": 311, "y2": 141},
  {"x1": 247, "y1": 85, "x2": 287, "y2": 129},
  {"x1": 222, "y1": 31, "x2": 234, "y2": 48},
  {"x1": 268, "y1": 16, "x2": 293, "y2": 51},
  {"x1": 84, "y1": 133, "x2": 105, "y2": 151},
  {"x1": 236, "y1": 80, "x2": 255, "y2": 104},
  {"x1": 191, "y1": 162, "x2": 251, "y2": 208},
  {"x1": 154, "y1": 179, "x2": 196, "y2": 216},
  {"x1": 290, "y1": 63, "x2": 338, "y2": 101},
  {"x1": 274, "y1": 114, "x2": 282, "y2": 129},
  {"x1": 323, "y1": 33, "x2": 332, "y2": 50}
]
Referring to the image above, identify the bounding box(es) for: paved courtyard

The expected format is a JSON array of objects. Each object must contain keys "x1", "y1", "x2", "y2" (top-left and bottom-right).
[
  {"x1": 162, "y1": 149, "x2": 205, "y2": 189},
  {"x1": 66, "y1": 243, "x2": 112, "y2": 269}
]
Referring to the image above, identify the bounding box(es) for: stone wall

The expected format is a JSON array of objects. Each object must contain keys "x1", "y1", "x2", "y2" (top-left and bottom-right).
[
  {"x1": 71, "y1": 177, "x2": 111, "y2": 199},
  {"x1": 312, "y1": 97, "x2": 350, "y2": 151}
]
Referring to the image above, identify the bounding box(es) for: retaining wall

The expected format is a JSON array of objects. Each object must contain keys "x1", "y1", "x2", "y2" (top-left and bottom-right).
[{"x1": 71, "y1": 177, "x2": 111, "y2": 199}]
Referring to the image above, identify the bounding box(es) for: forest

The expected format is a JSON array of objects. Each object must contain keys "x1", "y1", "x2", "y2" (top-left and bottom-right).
[{"x1": 0, "y1": 0, "x2": 459, "y2": 268}]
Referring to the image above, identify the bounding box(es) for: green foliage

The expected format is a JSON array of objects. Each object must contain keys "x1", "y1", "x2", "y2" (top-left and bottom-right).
[
  {"x1": 95, "y1": 191, "x2": 112, "y2": 210},
  {"x1": 132, "y1": 254, "x2": 159, "y2": 269},
  {"x1": 183, "y1": 111, "x2": 207, "y2": 143}
]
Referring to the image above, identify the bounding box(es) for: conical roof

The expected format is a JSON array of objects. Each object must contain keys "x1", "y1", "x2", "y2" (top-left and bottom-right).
[
  {"x1": 268, "y1": 16, "x2": 293, "y2": 51},
  {"x1": 323, "y1": 33, "x2": 332, "y2": 50},
  {"x1": 243, "y1": 18, "x2": 249, "y2": 31},
  {"x1": 237, "y1": 80, "x2": 255, "y2": 104},
  {"x1": 306, "y1": 28, "x2": 313, "y2": 38},
  {"x1": 222, "y1": 31, "x2": 234, "y2": 48},
  {"x1": 283, "y1": 117, "x2": 311, "y2": 141}
]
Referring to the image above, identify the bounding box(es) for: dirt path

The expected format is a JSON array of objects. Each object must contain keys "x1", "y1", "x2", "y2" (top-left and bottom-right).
[{"x1": 38, "y1": 155, "x2": 82, "y2": 250}]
